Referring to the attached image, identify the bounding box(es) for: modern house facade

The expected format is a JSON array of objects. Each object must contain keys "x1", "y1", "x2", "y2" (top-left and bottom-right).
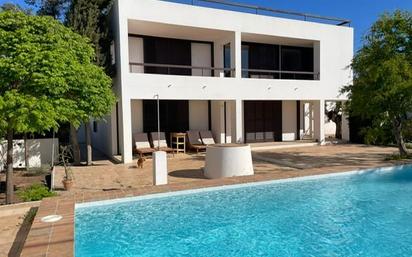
[{"x1": 94, "y1": 0, "x2": 353, "y2": 163}]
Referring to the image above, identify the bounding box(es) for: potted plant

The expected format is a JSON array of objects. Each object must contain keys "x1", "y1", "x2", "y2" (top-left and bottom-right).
[{"x1": 60, "y1": 145, "x2": 74, "y2": 191}]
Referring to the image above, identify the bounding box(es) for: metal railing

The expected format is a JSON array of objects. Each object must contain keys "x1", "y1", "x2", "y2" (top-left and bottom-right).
[
  {"x1": 129, "y1": 62, "x2": 235, "y2": 77},
  {"x1": 165, "y1": 0, "x2": 351, "y2": 26},
  {"x1": 129, "y1": 62, "x2": 319, "y2": 80},
  {"x1": 242, "y1": 68, "x2": 320, "y2": 80}
]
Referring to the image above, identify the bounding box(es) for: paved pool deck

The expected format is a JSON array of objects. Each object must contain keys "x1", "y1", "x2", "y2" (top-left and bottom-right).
[{"x1": 19, "y1": 144, "x2": 412, "y2": 257}]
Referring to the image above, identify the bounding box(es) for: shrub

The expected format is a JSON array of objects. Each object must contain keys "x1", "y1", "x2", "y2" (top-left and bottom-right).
[{"x1": 17, "y1": 184, "x2": 57, "y2": 201}]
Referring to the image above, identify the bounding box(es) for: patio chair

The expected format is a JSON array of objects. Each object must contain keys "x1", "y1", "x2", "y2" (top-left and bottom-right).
[
  {"x1": 200, "y1": 131, "x2": 216, "y2": 146},
  {"x1": 133, "y1": 132, "x2": 155, "y2": 158},
  {"x1": 150, "y1": 132, "x2": 174, "y2": 155},
  {"x1": 186, "y1": 131, "x2": 206, "y2": 153}
]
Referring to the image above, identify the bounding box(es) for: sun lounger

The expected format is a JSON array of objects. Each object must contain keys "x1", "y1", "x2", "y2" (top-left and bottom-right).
[
  {"x1": 186, "y1": 131, "x2": 207, "y2": 153},
  {"x1": 150, "y1": 132, "x2": 174, "y2": 155},
  {"x1": 133, "y1": 133, "x2": 155, "y2": 158},
  {"x1": 200, "y1": 131, "x2": 216, "y2": 146}
]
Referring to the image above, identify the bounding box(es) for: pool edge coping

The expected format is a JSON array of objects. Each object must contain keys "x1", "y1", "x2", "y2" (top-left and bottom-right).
[{"x1": 75, "y1": 164, "x2": 408, "y2": 209}]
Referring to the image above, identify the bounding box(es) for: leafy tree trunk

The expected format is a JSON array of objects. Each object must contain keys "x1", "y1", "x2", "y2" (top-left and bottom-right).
[
  {"x1": 393, "y1": 118, "x2": 408, "y2": 156},
  {"x1": 6, "y1": 128, "x2": 14, "y2": 204},
  {"x1": 85, "y1": 122, "x2": 92, "y2": 166},
  {"x1": 23, "y1": 133, "x2": 28, "y2": 168},
  {"x1": 70, "y1": 124, "x2": 81, "y2": 165},
  {"x1": 335, "y1": 118, "x2": 342, "y2": 139}
]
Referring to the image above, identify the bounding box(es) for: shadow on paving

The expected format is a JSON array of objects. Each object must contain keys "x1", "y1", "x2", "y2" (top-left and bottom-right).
[
  {"x1": 253, "y1": 146, "x2": 395, "y2": 170},
  {"x1": 169, "y1": 169, "x2": 206, "y2": 179}
]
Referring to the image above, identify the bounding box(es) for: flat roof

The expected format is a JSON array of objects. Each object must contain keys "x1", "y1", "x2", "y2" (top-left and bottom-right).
[{"x1": 163, "y1": 0, "x2": 351, "y2": 27}]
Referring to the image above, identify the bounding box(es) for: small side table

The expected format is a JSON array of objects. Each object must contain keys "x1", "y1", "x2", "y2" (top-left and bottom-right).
[{"x1": 170, "y1": 132, "x2": 186, "y2": 154}]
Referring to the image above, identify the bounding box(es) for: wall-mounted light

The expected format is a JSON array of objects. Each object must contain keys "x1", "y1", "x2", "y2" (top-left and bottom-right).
[
  {"x1": 202, "y1": 86, "x2": 207, "y2": 89},
  {"x1": 168, "y1": 84, "x2": 172, "y2": 88},
  {"x1": 267, "y1": 86, "x2": 272, "y2": 90}
]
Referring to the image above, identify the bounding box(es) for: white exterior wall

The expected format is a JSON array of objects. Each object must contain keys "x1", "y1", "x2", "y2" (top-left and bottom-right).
[
  {"x1": 282, "y1": 101, "x2": 297, "y2": 141},
  {"x1": 131, "y1": 100, "x2": 143, "y2": 133},
  {"x1": 189, "y1": 100, "x2": 209, "y2": 131},
  {"x1": 191, "y1": 43, "x2": 212, "y2": 76},
  {"x1": 0, "y1": 138, "x2": 59, "y2": 170},
  {"x1": 112, "y1": 0, "x2": 353, "y2": 162},
  {"x1": 117, "y1": 0, "x2": 353, "y2": 101}
]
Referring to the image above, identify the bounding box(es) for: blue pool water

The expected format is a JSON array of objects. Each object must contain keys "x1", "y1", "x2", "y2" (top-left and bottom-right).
[{"x1": 75, "y1": 166, "x2": 412, "y2": 257}]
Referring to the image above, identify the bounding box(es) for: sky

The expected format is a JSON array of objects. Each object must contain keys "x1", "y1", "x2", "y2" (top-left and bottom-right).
[{"x1": 1, "y1": 0, "x2": 412, "y2": 51}]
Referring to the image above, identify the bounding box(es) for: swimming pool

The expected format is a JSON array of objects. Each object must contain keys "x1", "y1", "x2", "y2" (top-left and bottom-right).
[{"x1": 75, "y1": 166, "x2": 412, "y2": 257}]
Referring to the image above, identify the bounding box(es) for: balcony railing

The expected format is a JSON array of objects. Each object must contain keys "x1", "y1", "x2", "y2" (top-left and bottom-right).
[
  {"x1": 129, "y1": 62, "x2": 235, "y2": 77},
  {"x1": 242, "y1": 68, "x2": 320, "y2": 80},
  {"x1": 129, "y1": 63, "x2": 319, "y2": 80}
]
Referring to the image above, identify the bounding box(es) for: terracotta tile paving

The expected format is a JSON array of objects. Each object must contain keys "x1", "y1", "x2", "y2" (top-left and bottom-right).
[{"x1": 19, "y1": 144, "x2": 412, "y2": 257}]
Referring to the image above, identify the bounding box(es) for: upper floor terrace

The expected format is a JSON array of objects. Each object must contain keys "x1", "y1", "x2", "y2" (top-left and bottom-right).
[{"x1": 111, "y1": 0, "x2": 353, "y2": 100}]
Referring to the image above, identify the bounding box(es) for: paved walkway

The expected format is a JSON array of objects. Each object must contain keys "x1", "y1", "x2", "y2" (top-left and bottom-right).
[
  {"x1": 53, "y1": 144, "x2": 402, "y2": 195},
  {"x1": 0, "y1": 202, "x2": 39, "y2": 257}
]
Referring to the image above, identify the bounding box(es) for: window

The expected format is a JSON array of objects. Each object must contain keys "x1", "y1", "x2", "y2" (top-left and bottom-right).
[
  {"x1": 143, "y1": 37, "x2": 191, "y2": 75},
  {"x1": 241, "y1": 45, "x2": 249, "y2": 78},
  {"x1": 242, "y1": 42, "x2": 279, "y2": 79},
  {"x1": 281, "y1": 46, "x2": 314, "y2": 79}
]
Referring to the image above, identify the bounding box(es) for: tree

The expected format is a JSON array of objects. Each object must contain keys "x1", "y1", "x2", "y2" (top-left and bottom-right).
[
  {"x1": 24, "y1": 0, "x2": 68, "y2": 19},
  {"x1": 66, "y1": 0, "x2": 114, "y2": 165},
  {"x1": 342, "y1": 10, "x2": 412, "y2": 156},
  {"x1": 325, "y1": 102, "x2": 342, "y2": 139},
  {"x1": 0, "y1": 11, "x2": 113, "y2": 203}
]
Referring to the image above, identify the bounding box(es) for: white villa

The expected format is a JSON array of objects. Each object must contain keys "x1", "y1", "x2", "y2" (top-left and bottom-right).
[{"x1": 91, "y1": 0, "x2": 353, "y2": 163}]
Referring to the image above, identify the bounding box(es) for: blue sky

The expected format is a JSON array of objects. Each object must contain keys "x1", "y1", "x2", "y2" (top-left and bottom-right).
[{"x1": 2, "y1": 0, "x2": 412, "y2": 50}]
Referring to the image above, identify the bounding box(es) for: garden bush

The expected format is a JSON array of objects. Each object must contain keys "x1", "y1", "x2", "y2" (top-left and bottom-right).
[{"x1": 17, "y1": 184, "x2": 57, "y2": 201}]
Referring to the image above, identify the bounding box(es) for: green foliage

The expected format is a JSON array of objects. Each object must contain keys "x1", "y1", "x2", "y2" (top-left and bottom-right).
[
  {"x1": 17, "y1": 184, "x2": 57, "y2": 201},
  {"x1": 0, "y1": 11, "x2": 115, "y2": 132},
  {"x1": 66, "y1": 0, "x2": 113, "y2": 68},
  {"x1": 0, "y1": 11, "x2": 114, "y2": 202},
  {"x1": 65, "y1": 0, "x2": 116, "y2": 124},
  {"x1": 361, "y1": 120, "x2": 395, "y2": 146},
  {"x1": 342, "y1": 10, "x2": 412, "y2": 154}
]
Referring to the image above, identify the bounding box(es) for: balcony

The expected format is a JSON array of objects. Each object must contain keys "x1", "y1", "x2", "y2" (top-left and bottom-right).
[{"x1": 127, "y1": 20, "x2": 321, "y2": 81}]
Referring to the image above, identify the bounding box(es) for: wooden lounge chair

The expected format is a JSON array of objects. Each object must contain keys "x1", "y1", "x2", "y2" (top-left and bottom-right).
[
  {"x1": 200, "y1": 131, "x2": 216, "y2": 146},
  {"x1": 186, "y1": 131, "x2": 206, "y2": 153},
  {"x1": 150, "y1": 132, "x2": 174, "y2": 155},
  {"x1": 133, "y1": 132, "x2": 155, "y2": 158}
]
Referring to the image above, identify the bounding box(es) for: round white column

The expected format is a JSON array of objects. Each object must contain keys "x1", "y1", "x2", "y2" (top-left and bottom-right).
[{"x1": 204, "y1": 144, "x2": 254, "y2": 179}]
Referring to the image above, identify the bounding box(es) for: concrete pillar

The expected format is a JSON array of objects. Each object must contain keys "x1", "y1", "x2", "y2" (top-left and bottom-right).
[
  {"x1": 114, "y1": 1, "x2": 133, "y2": 163},
  {"x1": 235, "y1": 99, "x2": 244, "y2": 143},
  {"x1": 342, "y1": 101, "x2": 350, "y2": 142},
  {"x1": 211, "y1": 100, "x2": 225, "y2": 144},
  {"x1": 313, "y1": 41, "x2": 320, "y2": 80},
  {"x1": 120, "y1": 98, "x2": 133, "y2": 163},
  {"x1": 234, "y1": 31, "x2": 242, "y2": 78},
  {"x1": 153, "y1": 151, "x2": 167, "y2": 185},
  {"x1": 225, "y1": 101, "x2": 232, "y2": 143},
  {"x1": 314, "y1": 99, "x2": 325, "y2": 145},
  {"x1": 110, "y1": 104, "x2": 118, "y2": 156}
]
